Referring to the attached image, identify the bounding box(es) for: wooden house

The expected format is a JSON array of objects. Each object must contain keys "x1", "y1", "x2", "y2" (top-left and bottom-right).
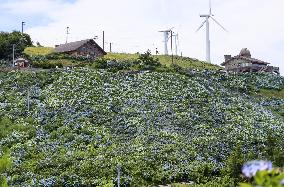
[
  {"x1": 221, "y1": 48, "x2": 279, "y2": 74},
  {"x1": 54, "y1": 39, "x2": 106, "y2": 58}
]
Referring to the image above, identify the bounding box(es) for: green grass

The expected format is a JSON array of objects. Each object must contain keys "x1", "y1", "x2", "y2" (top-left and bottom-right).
[
  {"x1": 23, "y1": 49, "x2": 222, "y2": 71},
  {"x1": 24, "y1": 47, "x2": 54, "y2": 56},
  {"x1": 105, "y1": 52, "x2": 139, "y2": 61},
  {"x1": 105, "y1": 53, "x2": 222, "y2": 70},
  {"x1": 256, "y1": 88, "x2": 284, "y2": 99}
]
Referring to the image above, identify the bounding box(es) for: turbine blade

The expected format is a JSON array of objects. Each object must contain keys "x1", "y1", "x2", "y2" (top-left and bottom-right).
[
  {"x1": 209, "y1": 0, "x2": 212, "y2": 15},
  {"x1": 196, "y1": 20, "x2": 207, "y2": 32},
  {"x1": 211, "y1": 17, "x2": 228, "y2": 32}
]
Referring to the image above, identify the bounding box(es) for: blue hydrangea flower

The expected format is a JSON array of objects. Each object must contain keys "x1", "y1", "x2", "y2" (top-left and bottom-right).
[{"x1": 242, "y1": 160, "x2": 272, "y2": 178}]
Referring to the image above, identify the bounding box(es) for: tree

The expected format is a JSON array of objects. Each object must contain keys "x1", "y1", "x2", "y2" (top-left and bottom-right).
[
  {"x1": 36, "y1": 41, "x2": 43, "y2": 47},
  {"x1": 0, "y1": 31, "x2": 33, "y2": 60},
  {"x1": 137, "y1": 50, "x2": 161, "y2": 70}
]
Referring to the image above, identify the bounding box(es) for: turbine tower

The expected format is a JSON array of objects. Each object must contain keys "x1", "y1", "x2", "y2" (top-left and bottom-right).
[
  {"x1": 172, "y1": 32, "x2": 179, "y2": 56},
  {"x1": 159, "y1": 28, "x2": 173, "y2": 55},
  {"x1": 196, "y1": 0, "x2": 227, "y2": 63}
]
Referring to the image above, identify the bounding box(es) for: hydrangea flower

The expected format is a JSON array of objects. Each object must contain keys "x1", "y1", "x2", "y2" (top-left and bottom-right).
[{"x1": 242, "y1": 160, "x2": 272, "y2": 178}]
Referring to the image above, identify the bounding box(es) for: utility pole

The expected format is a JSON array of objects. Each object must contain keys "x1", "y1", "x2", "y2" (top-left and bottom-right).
[
  {"x1": 117, "y1": 165, "x2": 121, "y2": 187},
  {"x1": 170, "y1": 30, "x2": 174, "y2": 63},
  {"x1": 174, "y1": 34, "x2": 178, "y2": 56},
  {"x1": 110, "y1": 43, "x2": 112, "y2": 53},
  {"x1": 66, "y1": 27, "x2": 70, "y2": 44},
  {"x1": 21, "y1": 21, "x2": 25, "y2": 34},
  {"x1": 27, "y1": 89, "x2": 30, "y2": 112},
  {"x1": 103, "y1": 31, "x2": 105, "y2": 51},
  {"x1": 12, "y1": 44, "x2": 15, "y2": 67}
]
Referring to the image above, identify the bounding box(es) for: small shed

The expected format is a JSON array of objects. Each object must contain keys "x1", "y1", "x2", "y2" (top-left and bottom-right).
[
  {"x1": 221, "y1": 48, "x2": 280, "y2": 74},
  {"x1": 54, "y1": 39, "x2": 107, "y2": 59},
  {"x1": 14, "y1": 58, "x2": 29, "y2": 68}
]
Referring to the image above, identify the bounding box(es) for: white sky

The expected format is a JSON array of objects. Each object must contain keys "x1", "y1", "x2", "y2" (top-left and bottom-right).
[{"x1": 1, "y1": 0, "x2": 284, "y2": 71}]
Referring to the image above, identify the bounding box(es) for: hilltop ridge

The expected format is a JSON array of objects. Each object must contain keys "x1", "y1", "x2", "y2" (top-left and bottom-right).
[{"x1": 23, "y1": 47, "x2": 221, "y2": 71}]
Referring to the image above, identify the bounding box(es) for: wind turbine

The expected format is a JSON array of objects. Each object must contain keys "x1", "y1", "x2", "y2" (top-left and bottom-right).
[
  {"x1": 172, "y1": 32, "x2": 180, "y2": 56},
  {"x1": 196, "y1": 0, "x2": 227, "y2": 63},
  {"x1": 159, "y1": 27, "x2": 174, "y2": 55}
]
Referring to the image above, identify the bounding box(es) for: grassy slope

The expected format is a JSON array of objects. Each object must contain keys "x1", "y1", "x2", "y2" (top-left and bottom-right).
[
  {"x1": 24, "y1": 47, "x2": 54, "y2": 56},
  {"x1": 105, "y1": 53, "x2": 222, "y2": 70},
  {"x1": 24, "y1": 47, "x2": 221, "y2": 70},
  {"x1": 256, "y1": 88, "x2": 284, "y2": 99}
]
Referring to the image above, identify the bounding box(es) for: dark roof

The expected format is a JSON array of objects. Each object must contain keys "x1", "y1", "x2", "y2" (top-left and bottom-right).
[
  {"x1": 222, "y1": 48, "x2": 270, "y2": 66},
  {"x1": 221, "y1": 55, "x2": 270, "y2": 66},
  {"x1": 54, "y1": 39, "x2": 106, "y2": 55}
]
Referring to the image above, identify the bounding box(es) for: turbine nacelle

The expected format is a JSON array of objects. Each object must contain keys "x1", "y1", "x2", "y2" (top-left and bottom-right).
[{"x1": 200, "y1": 14, "x2": 211, "y2": 18}]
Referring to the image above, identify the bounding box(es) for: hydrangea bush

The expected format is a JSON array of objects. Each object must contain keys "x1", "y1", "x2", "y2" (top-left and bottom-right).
[{"x1": 0, "y1": 68, "x2": 284, "y2": 186}]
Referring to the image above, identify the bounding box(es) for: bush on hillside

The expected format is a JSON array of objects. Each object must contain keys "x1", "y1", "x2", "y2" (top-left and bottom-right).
[
  {"x1": 136, "y1": 50, "x2": 161, "y2": 70},
  {"x1": 0, "y1": 60, "x2": 10, "y2": 68},
  {"x1": 0, "y1": 69, "x2": 284, "y2": 185},
  {"x1": 0, "y1": 153, "x2": 11, "y2": 187},
  {"x1": 32, "y1": 61, "x2": 63, "y2": 69},
  {"x1": 92, "y1": 51, "x2": 161, "y2": 72}
]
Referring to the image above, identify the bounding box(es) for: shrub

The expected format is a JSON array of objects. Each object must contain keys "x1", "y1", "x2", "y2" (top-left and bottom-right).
[
  {"x1": 136, "y1": 50, "x2": 161, "y2": 70},
  {"x1": 240, "y1": 169, "x2": 284, "y2": 187},
  {"x1": 0, "y1": 60, "x2": 10, "y2": 68},
  {"x1": 0, "y1": 153, "x2": 11, "y2": 187}
]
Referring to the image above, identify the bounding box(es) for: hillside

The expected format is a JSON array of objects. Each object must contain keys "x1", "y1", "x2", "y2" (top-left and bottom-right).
[
  {"x1": 105, "y1": 53, "x2": 221, "y2": 70},
  {"x1": 0, "y1": 67, "x2": 284, "y2": 186},
  {"x1": 24, "y1": 47, "x2": 221, "y2": 70}
]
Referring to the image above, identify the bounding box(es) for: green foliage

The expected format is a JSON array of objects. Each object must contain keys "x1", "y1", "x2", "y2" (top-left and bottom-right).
[
  {"x1": 240, "y1": 169, "x2": 284, "y2": 187},
  {"x1": 263, "y1": 132, "x2": 284, "y2": 167},
  {"x1": 0, "y1": 152, "x2": 11, "y2": 187},
  {"x1": 0, "y1": 60, "x2": 9, "y2": 68},
  {"x1": 190, "y1": 176, "x2": 236, "y2": 187},
  {"x1": 257, "y1": 88, "x2": 284, "y2": 99},
  {"x1": 25, "y1": 52, "x2": 93, "y2": 68},
  {"x1": 31, "y1": 61, "x2": 63, "y2": 69},
  {"x1": 0, "y1": 69, "x2": 284, "y2": 185},
  {"x1": 91, "y1": 51, "x2": 161, "y2": 72},
  {"x1": 104, "y1": 52, "x2": 221, "y2": 70},
  {"x1": 0, "y1": 31, "x2": 33, "y2": 60},
  {"x1": 221, "y1": 145, "x2": 250, "y2": 181},
  {"x1": 136, "y1": 50, "x2": 161, "y2": 70}
]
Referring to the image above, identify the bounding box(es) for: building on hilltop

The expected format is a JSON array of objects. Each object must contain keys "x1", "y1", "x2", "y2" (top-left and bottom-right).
[
  {"x1": 54, "y1": 39, "x2": 106, "y2": 58},
  {"x1": 221, "y1": 48, "x2": 280, "y2": 74}
]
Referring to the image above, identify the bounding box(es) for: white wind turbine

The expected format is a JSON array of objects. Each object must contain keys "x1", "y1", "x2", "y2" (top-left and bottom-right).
[
  {"x1": 196, "y1": 0, "x2": 227, "y2": 63},
  {"x1": 159, "y1": 27, "x2": 174, "y2": 55}
]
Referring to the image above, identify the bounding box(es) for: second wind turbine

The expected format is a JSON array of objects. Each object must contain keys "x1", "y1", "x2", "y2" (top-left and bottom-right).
[{"x1": 196, "y1": 0, "x2": 227, "y2": 63}]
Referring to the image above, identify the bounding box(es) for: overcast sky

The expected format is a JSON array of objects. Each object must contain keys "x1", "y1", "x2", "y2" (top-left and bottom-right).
[{"x1": 1, "y1": 0, "x2": 283, "y2": 71}]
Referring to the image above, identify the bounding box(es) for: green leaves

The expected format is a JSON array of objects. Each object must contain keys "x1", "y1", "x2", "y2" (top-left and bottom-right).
[
  {"x1": 0, "y1": 31, "x2": 33, "y2": 60},
  {"x1": 0, "y1": 152, "x2": 11, "y2": 187},
  {"x1": 0, "y1": 69, "x2": 284, "y2": 186},
  {"x1": 241, "y1": 169, "x2": 284, "y2": 187}
]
